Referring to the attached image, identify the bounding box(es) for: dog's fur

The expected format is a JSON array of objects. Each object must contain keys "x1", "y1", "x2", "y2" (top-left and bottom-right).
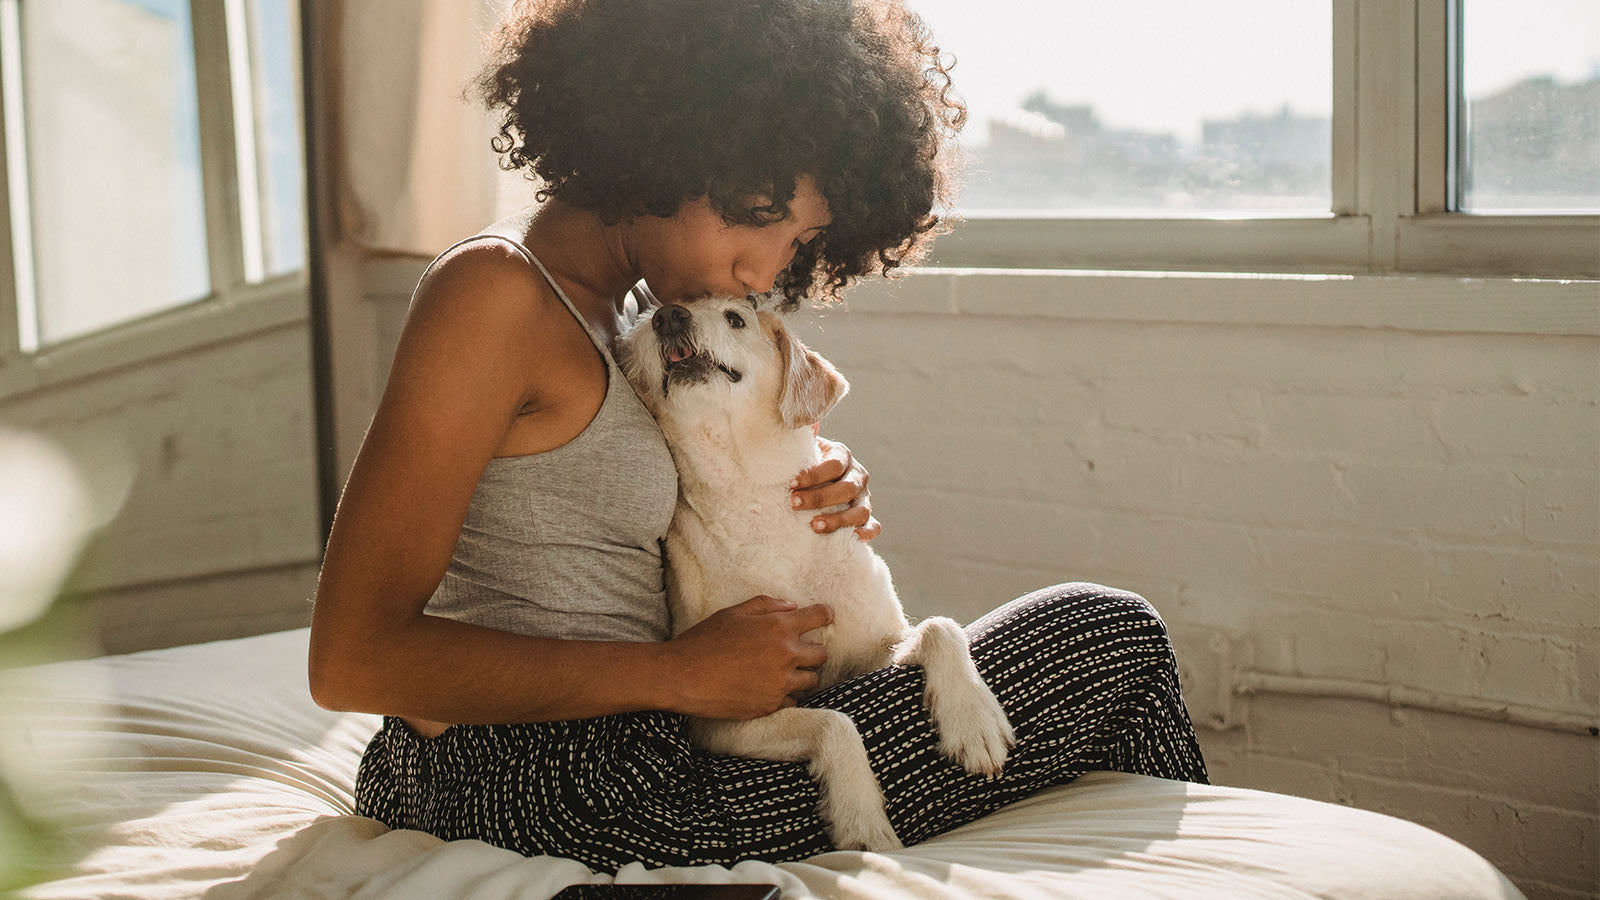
[{"x1": 617, "y1": 297, "x2": 1015, "y2": 851}]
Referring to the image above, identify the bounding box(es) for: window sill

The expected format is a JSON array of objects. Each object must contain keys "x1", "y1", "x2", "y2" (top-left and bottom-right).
[
  {"x1": 846, "y1": 267, "x2": 1600, "y2": 338},
  {"x1": 923, "y1": 214, "x2": 1373, "y2": 274},
  {"x1": 0, "y1": 273, "x2": 310, "y2": 398},
  {"x1": 925, "y1": 213, "x2": 1599, "y2": 280}
]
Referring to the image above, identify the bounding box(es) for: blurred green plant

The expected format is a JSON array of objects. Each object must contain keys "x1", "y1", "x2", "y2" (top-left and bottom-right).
[
  {"x1": 0, "y1": 427, "x2": 117, "y2": 896},
  {"x1": 1, "y1": 780, "x2": 63, "y2": 896},
  {"x1": 0, "y1": 571, "x2": 94, "y2": 896}
]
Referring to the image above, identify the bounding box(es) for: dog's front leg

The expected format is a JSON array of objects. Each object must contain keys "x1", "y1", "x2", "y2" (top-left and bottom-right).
[
  {"x1": 691, "y1": 710, "x2": 902, "y2": 852},
  {"x1": 892, "y1": 617, "x2": 1016, "y2": 778}
]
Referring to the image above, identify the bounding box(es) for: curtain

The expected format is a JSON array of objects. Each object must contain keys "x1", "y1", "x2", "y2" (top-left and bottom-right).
[{"x1": 333, "y1": 0, "x2": 530, "y2": 256}]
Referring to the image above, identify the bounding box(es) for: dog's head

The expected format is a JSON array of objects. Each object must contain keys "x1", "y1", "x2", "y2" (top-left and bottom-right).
[{"x1": 617, "y1": 296, "x2": 848, "y2": 433}]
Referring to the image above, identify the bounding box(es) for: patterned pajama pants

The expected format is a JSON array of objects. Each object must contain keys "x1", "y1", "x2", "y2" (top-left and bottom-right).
[{"x1": 354, "y1": 582, "x2": 1210, "y2": 873}]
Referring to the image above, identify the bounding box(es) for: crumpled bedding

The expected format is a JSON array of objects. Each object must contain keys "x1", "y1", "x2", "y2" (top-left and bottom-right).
[{"x1": 0, "y1": 628, "x2": 1524, "y2": 900}]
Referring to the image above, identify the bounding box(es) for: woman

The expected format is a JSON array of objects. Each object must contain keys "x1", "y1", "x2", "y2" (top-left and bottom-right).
[{"x1": 308, "y1": 0, "x2": 1208, "y2": 873}]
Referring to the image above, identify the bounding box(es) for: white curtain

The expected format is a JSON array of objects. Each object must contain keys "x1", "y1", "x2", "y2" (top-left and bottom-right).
[{"x1": 334, "y1": 0, "x2": 531, "y2": 256}]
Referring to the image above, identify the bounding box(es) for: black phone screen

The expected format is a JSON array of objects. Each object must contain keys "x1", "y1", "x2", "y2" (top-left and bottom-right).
[{"x1": 549, "y1": 885, "x2": 782, "y2": 900}]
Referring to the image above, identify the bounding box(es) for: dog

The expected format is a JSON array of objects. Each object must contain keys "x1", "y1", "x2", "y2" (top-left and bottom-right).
[{"x1": 616, "y1": 296, "x2": 1016, "y2": 852}]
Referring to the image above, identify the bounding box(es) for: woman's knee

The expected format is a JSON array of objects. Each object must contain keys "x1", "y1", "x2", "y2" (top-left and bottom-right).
[
  {"x1": 967, "y1": 582, "x2": 1179, "y2": 679},
  {"x1": 980, "y1": 582, "x2": 1167, "y2": 638}
]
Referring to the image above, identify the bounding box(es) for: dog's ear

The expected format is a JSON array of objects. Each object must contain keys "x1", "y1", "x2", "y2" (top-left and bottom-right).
[{"x1": 774, "y1": 318, "x2": 849, "y2": 429}]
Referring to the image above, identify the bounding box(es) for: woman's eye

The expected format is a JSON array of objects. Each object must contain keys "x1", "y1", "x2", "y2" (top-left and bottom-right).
[{"x1": 724, "y1": 310, "x2": 746, "y2": 329}]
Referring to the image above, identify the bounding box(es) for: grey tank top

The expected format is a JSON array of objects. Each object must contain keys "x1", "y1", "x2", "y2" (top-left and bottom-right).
[{"x1": 420, "y1": 233, "x2": 679, "y2": 643}]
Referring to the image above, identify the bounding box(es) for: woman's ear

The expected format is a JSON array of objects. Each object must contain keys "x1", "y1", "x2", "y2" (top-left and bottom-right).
[{"x1": 774, "y1": 319, "x2": 849, "y2": 429}]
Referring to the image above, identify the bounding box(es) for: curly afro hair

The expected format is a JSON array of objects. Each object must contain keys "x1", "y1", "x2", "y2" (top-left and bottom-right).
[{"x1": 467, "y1": 0, "x2": 967, "y2": 308}]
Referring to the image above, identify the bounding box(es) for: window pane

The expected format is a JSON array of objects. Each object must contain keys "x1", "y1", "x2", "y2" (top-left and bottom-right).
[
  {"x1": 1460, "y1": 0, "x2": 1600, "y2": 213},
  {"x1": 907, "y1": 0, "x2": 1332, "y2": 215},
  {"x1": 21, "y1": 0, "x2": 210, "y2": 346},
  {"x1": 242, "y1": 0, "x2": 305, "y2": 278}
]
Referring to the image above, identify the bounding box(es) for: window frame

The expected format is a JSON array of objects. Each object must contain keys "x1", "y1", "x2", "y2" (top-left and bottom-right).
[
  {"x1": 923, "y1": 0, "x2": 1598, "y2": 280},
  {"x1": 0, "y1": 0, "x2": 1590, "y2": 390},
  {"x1": 0, "y1": 0, "x2": 309, "y2": 398}
]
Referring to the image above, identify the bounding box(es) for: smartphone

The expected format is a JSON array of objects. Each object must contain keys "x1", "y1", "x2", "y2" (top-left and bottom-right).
[{"x1": 550, "y1": 886, "x2": 781, "y2": 900}]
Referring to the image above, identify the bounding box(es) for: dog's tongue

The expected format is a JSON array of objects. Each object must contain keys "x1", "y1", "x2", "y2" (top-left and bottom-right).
[{"x1": 667, "y1": 346, "x2": 693, "y2": 364}]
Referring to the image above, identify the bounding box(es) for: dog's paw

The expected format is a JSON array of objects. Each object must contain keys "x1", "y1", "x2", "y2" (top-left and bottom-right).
[
  {"x1": 827, "y1": 808, "x2": 904, "y2": 853},
  {"x1": 934, "y1": 689, "x2": 1016, "y2": 779}
]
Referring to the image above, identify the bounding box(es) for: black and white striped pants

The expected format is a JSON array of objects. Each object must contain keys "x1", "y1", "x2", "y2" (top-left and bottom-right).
[{"x1": 354, "y1": 582, "x2": 1210, "y2": 873}]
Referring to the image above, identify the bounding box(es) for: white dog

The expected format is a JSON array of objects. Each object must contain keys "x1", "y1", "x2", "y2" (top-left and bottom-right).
[{"x1": 616, "y1": 296, "x2": 1016, "y2": 851}]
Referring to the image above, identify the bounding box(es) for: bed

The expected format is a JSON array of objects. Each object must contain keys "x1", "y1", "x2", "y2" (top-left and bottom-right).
[{"x1": 0, "y1": 627, "x2": 1524, "y2": 900}]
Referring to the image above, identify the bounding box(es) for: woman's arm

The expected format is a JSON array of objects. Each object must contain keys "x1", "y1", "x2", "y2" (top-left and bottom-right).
[
  {"x1": 313, "y1": 595, "x2": 831, "y2": 724},
  {"x1": 307, "y1": 245, "x2": 828, "y2": 724}
]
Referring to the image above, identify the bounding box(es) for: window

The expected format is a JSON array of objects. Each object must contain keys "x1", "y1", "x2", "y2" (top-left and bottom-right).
[
  {"x1": 1456, "y1": 0, "x2": 1599, "y2": 213},
  {"x1": 912, "y1": 0, "x2": 1333, "y2": 215},
  {"x1": 6, "y1": 0, "x2": 210, "y2": 349},
  {"x1": 234, "y1": 0, "x2": 306, "y2": 279},
  {"x1": 912, "y1": 0, "x2": 1599, "y2": 279},
  {"x1": 0, "y1": 0, "x2": 306, "y2": 358}
]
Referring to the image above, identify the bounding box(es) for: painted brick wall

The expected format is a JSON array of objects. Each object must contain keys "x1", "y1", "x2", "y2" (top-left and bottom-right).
[{"x1": 790, "y1": 271, "x2": 1599, "y2": 899}]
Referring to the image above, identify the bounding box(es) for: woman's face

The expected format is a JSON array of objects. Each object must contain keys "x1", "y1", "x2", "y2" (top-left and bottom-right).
[{"x1": 631, "y1": 173, "x2": 832, "y2": 304}]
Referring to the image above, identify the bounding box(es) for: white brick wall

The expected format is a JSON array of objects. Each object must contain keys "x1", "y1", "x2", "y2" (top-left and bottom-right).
[{"x1": 793, "y1": 269, "x2": 1599, "y2": 899}]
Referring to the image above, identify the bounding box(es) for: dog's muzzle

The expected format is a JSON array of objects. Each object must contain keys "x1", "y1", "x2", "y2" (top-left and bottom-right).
[
  {"x1": 652, "y1": 304, "x2": 742, "y2": 393},
  {"x1": 652, "y1": 304, "x2": 692, "y2": 340}
]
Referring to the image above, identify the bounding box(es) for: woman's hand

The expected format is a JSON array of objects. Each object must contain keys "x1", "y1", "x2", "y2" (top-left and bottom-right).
[
  {"x1": 790, "y1": 433, "x2": 882, "y2": 542},
  {"x1": 665, "y1": 596, "x2": 833, "y2": 719}
]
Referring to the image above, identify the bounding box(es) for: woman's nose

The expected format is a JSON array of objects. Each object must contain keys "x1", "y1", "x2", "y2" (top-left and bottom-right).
[
  {"x1": 732, "y1": 250, "x2": 790, "y2": 295},
  {"x1": 732, "y1": 267, "x2": 775, "y2": 296}
]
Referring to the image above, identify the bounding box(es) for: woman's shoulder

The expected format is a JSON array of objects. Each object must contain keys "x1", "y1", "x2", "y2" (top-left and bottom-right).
[
  {"x1": 414, "y1": 207, "x2": 539, "y2": 291},
  {"x1": 408, "y1": 232, "x2": 560, "y2": 330},
  {"x1": 397, "y1": 235, "x2": 584, "y2": 397},
  {"x1": 399, "y1": 230, "x2": 610, "y2": 415},
  {"x1": 418, "y1": 229, "x2": 530, "y2": 290}
]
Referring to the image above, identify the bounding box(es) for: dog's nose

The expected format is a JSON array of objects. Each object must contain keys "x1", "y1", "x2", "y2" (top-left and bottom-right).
[{"x1": 653, "y1": 304, "x2": 691, "y2": 336}]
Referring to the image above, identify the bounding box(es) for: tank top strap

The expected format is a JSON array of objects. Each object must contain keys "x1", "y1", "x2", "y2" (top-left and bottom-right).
[{"x1": 472, "y1": 234, "x2": 621, "y2": 370}]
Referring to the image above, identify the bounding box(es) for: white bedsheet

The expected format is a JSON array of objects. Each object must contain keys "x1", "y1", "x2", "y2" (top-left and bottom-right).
[{"x1": 0, "y1": 628, "x2": 1524, "y2": 900}]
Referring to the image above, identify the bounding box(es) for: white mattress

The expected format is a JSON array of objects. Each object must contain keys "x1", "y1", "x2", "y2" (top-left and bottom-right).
[{"x1": 0, "y1": 628, "x2": 1524, "y2": 900}]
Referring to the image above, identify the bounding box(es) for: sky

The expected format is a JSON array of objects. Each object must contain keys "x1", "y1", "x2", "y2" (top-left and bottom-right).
[{"x1": 907, "y1": 0, "x2": 1600, "y2": 146}]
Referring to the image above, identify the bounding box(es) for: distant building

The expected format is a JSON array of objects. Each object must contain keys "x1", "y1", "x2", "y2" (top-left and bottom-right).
[
  {"x1": 1464, "y1": 74, "x2": 1600, "y2": 210},
  {"x1": 963, "y1": 90, "x2": 1328, "y2": 211},
  {"x1": 1201, "y1": 104, "x2": 1329, "y2": 169}
]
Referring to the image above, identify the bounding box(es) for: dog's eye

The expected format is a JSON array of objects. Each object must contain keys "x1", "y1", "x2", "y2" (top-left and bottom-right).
[{"x1": 724, "y1": 310, "x2": 746, "y2": 329}]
